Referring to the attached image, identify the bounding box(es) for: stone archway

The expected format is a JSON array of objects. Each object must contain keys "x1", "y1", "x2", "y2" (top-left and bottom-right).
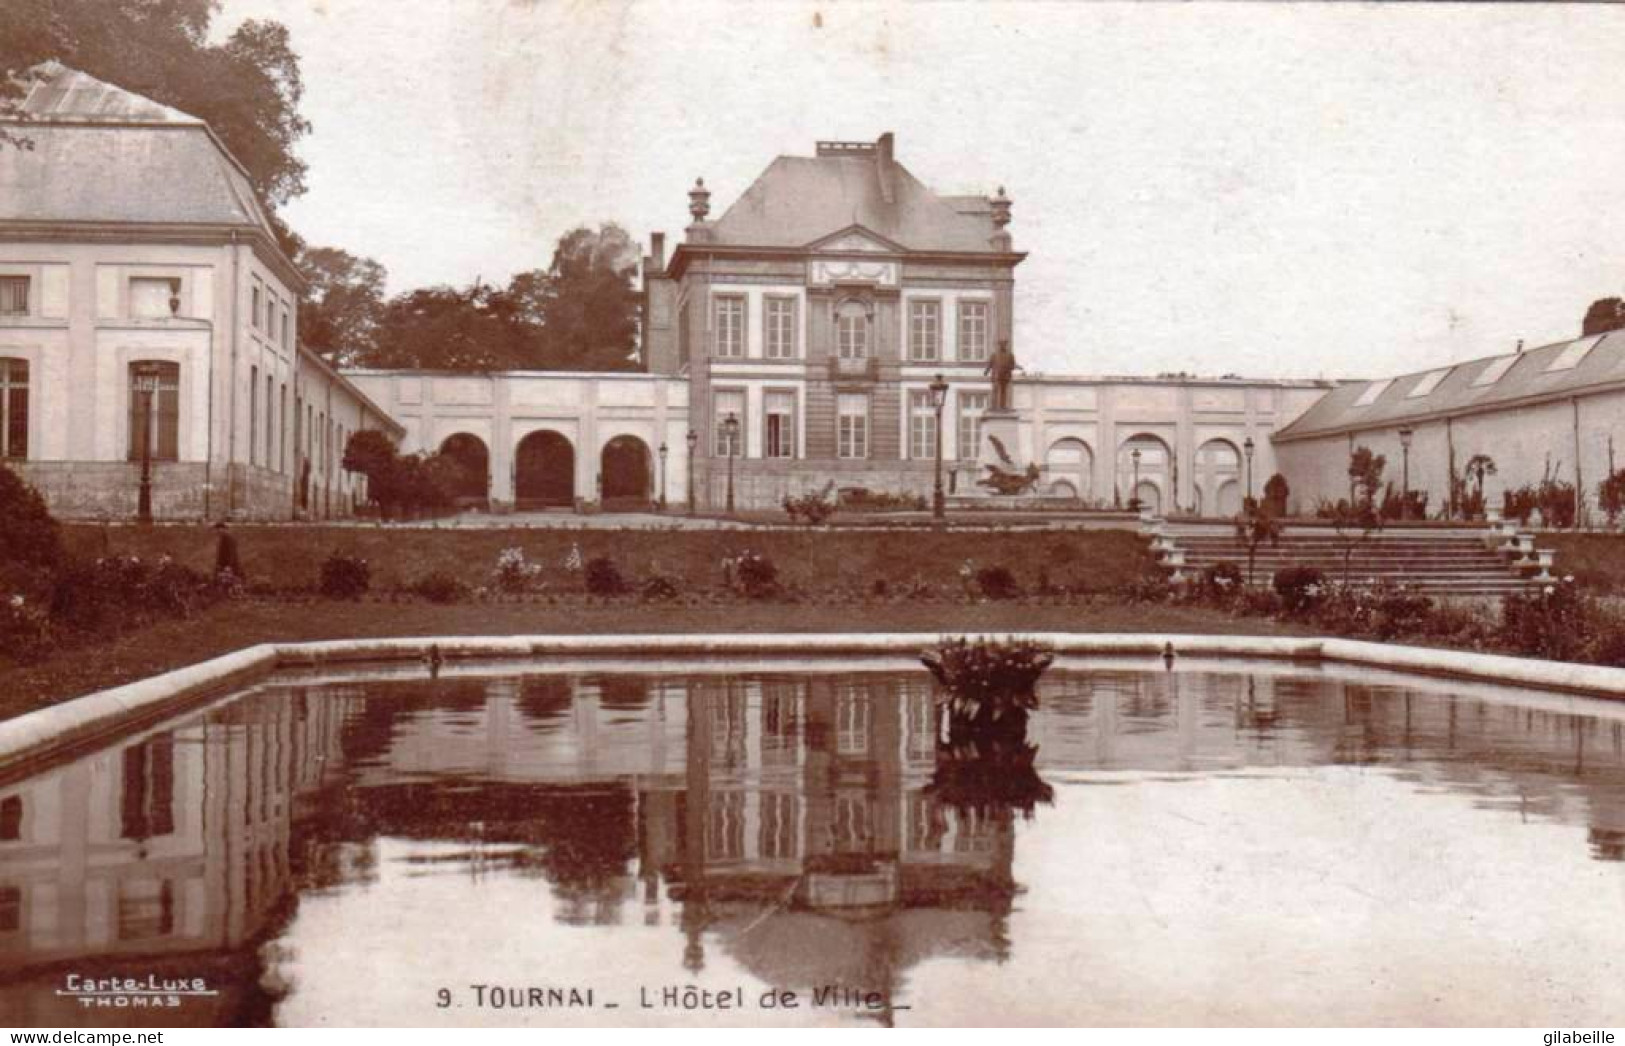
[
  {"x1": 600, "y1": 435, "x2": 653, "y2": 508},
  {"x1": 515, "y1": 430, "x2": 575, "y2": 508},
  {"x1": 1117, "y1": 433, "x2": 1172, "y2": 512},
  {"x1": 438, "y1": 432, "x2": 490, "y2": 506},
  {"x1": 1045, "y1": 437, "x2": 1094, "y2": 502},
  {"x1": 1196, "y1": 438, "x2": 1243, "y2": 517}
]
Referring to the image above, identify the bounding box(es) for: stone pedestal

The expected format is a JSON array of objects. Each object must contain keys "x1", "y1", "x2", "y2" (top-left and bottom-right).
[{"x1": 977, "y1": 408, "x2": 1023, "y2": 474}]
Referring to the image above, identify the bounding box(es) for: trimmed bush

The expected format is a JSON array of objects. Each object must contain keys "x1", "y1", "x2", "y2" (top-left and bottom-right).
[
  {"x1": 0, "y1": 464, "x2": 62, "y2": 569},
  {"x1": 974, "y1": 565, "x2": 1022, "y2": 600},
  {"x1": 640, "y1": 573, "x2": 680, "y2": 602},
  {"x1": 1273, "y1": 566, "x2": 1327, "y2": 614},
  {"x1": 319, "y1": 552, "x2": 371, "y2": 600},
  {"x1": 725, "y1": 550, "x2": 779, "y2": 599},
  {"x1": 411, "y1": 570, "x2": 468, "y2": 604},
  {"x1": 1197, "y1": 561, "x2": 1244, "y2": 602},
  {"x1": 784, "y1": 481, "x2": 838, "y2": 525},
  {"x1": 584, "y1": 556, "x2": 630, "y2": 596}
]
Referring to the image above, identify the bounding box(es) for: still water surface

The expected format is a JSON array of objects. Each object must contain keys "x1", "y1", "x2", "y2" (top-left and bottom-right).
[{"x1": 4, "y1": 656, "x2": 1625, "y2": 1026}]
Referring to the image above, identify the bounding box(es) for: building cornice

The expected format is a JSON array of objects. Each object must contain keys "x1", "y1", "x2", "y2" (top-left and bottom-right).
[
  {"x1": 667, "y1": 242, "x2": 1027, "y2": 280},
  {"x1": 0, "y1": 219, "x2": 306, "y2": 295}
]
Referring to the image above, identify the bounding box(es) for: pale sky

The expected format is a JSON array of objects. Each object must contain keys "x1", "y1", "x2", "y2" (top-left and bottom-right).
[{"x1": 218, "y1": 0, "x2": 1625, "y2": 379}]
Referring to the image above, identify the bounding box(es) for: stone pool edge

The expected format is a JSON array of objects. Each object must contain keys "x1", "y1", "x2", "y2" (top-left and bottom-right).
[{"x1": 3, "y1": 632, "x2": 1623, "y2": 775}]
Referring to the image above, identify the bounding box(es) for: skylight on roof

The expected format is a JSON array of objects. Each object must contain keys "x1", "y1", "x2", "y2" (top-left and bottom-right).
[
  {"x1": 1352, "y1": 379, "x2": 1392, "y2": 408},
  {"x1": 1407, "y1": 368, "x2": 1452, "y2": 398},
  {"x1": 1471, "y1": 355, "x2": 1520, "y2": 388},
  {"x1": 1546, "y1": 335, "x2": 1602, "y2": 373}
]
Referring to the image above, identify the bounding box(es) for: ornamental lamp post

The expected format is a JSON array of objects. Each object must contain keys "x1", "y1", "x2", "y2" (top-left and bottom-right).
[
  {"x1": 134, "y1": 370, "x2": 159, "y2": 525},
  {"x1": 929, "y1": 373, "x2": 950, "y2": 521},
  {"x1": 658, "y1": 442, "x2": 668, "y2": 511},
  {"x1": 685, "y1": 428, "x2": 698, "y2": 515},
  {"x1": 1398, "y1": 426, "x2": 1414, "y2": 520},
  {"x1": 1243, "y1": 436, "x2": 1256, "y2": 505},
  {"x1": 724, "y1": 412, "x2": 740, "y2": 516}
]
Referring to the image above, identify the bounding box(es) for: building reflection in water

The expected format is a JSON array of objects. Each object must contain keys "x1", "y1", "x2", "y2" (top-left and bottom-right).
[{"x1": 2, "y1": 663, "x2": 1625, "y2": 1025}]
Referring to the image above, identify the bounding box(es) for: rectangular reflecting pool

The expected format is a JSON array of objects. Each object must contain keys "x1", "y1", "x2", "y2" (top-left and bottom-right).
[{"x1": 3, "y1": 655, "x2": 1624, "y2": 1027}]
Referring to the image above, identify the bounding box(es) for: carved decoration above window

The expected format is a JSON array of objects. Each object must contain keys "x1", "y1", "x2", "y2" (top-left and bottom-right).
[{"x1": 808, "y1": 258, "x2": 898, "y2": 288}]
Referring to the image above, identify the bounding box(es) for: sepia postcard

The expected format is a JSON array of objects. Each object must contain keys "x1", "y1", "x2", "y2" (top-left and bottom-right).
[{"x1": 2, "y1": 0, "x2": 1625, "y2": 1033}]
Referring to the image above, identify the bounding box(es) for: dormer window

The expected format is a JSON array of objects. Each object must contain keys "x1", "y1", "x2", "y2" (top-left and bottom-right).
[{"x1": 836, "y1": 300, "x2": 870, "y2": 359}]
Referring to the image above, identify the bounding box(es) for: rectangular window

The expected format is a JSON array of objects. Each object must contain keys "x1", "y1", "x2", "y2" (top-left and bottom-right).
[
  {"x1": 265, "y1": 374, "x2": 274, "y2": 466},
  {"x1": 714, "y1": 389, "x2": 745, "y2": 456},
  {"x1": 763, "y1": 297, "x2": 796, "y2": 359},
  {"x1": 130, "y1": 277, "x2": 178, "y2": 319},
  {"x1": 251, "y1": 284, "x2": 263, "y2": 330},
  {"x1": 0, "y1": 275, "x2": 31, "y2": 316},
  {"x1": 279, "y1": 383, "x2": 288, "y2": 473},
  {"x1": 129, "y1": 362, "x2": 181, "y2": 462},
  {"x1": 908, "y1": 389, "x2": 938, "y2": 460},
  {"x1": 837, "y1": 304, "x2": 869, "y2": 359},
  {"x1": 282, "y1": 305, "x2": 292, "y2": 349},
  {"x1": 0, "y1": 358, "x2": 28, "y2": 460},
  {"x1": 714, "y1": 295, "x2": 745, "y2": 358},
  {"x1": 957, "y1": 390, "x2": 989, "y2": 461},
  {"x1": 765, "y1": 390, "x2": 796, "y2": 458},
  {"x1": 249, "y1": 365, "x2": 258, "y2": 465},
  {"x1": 909, "y1": 300, "x2": 941, "y2": 362},
  {"x1": 120, "y1": 735, "x2": 175, "y2": 840},
  {"x1": 838, "y1": 392, "x2": 869, "y2": 459},
  {"x1": 958, "y1": 301, "x2": 990, "y2": 363}
]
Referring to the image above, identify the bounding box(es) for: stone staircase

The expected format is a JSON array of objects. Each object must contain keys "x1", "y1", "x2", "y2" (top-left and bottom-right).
[{"x1": 1146, "y1": 517, "x2": 1555, "y2": 597}]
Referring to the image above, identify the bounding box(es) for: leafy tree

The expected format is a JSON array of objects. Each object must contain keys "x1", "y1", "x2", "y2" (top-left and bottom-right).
[
  {"x1": 524, "y1": 223, "x2": 641, "y2": 371},
  {"x1": 0, "y1": 1, "x2": 312, "y2": 250},
  {"x1": 297, "y1": 247, "x2": 387, "y2": 366},
  {"x1": 367, "y1": 285, "x2": 529, "y2": 371},
  {"x1": 1600, "y1": 468, "x2": 1625, "y2": 528},
  {"x1": 1234, "y1": 501, "x2": 1282, "y2": 587},
  {"x1": 1263, "y1": 472, "x2": 1290, "y2": 516},
  {"x1": 1348, "y1": 446, "x2": 1386, "y2": 511},
  {"x1": 1583, "y1": 297, "x2": 1625, "y2": 337}
]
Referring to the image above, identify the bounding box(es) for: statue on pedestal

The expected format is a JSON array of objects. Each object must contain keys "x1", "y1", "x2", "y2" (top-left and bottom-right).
[{"x1": 984, "y1": 339, "x2": 1021, "y2": 411}]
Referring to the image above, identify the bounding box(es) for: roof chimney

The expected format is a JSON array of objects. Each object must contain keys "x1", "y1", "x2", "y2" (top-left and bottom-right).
[
  {"x1": 650, "y1": 231, "x2": 666, "y2": 270},
  {"x1": 876, "y1": 132, "x2": 896, "y2": 204}
]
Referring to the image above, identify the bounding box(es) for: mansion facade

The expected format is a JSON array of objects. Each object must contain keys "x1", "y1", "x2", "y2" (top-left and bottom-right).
[{"x1": 5, "y1": 63, "x2": 1619, "y2": 524}]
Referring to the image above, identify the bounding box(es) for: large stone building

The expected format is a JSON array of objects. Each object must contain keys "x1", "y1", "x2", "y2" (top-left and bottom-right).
[
  {"x1": 4, "y1": 64, "x2": 1616, "y2": 524},
  {"x1": 0, "y1": 63, "x2": 399, "y2": 522},
  {"x1": 353, "y1": 135, "x2": 1328, "y2": 515}
]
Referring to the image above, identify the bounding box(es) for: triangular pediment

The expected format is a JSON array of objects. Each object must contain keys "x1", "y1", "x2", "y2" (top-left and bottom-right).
[{"x1": 806, "y1": 225, "x2": 906, "y2": 254}]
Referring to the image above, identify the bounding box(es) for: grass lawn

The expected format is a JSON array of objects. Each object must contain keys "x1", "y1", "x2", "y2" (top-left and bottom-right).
[
  {"x1": 0, "y1": 597, "x2": 1310, "y2": 720},
  {"x1": 60, "y1": 522, "x2": 1155, "y2": 595}
]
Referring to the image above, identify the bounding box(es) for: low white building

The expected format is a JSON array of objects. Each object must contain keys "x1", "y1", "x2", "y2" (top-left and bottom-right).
[{"x1": 0, "y1": 63, "x2": 398, "y2": 521}]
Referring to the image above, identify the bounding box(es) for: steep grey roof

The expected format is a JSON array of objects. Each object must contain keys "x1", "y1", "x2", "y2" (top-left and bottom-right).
[
  {"x1": 0, "y1": 63, "x2": 273, "y2": 236},
  {"x1": 17, "y1": 61, "x2": 202, "y2": 124},
  {"x1": 709, "y1": 154, "x2": 999, "y2": 253},
  {"x1": 1274, "y1": 331, "x2": 1625, "y2": 441}
]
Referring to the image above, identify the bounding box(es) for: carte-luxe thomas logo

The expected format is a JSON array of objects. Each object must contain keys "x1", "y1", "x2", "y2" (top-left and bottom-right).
[{"x1": 57, "y1": 974, "x2": 218, "y2": 1010}]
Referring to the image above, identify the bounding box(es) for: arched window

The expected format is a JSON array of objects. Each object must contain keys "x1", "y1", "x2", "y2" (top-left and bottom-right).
[
  {"x1": 0, "y1": 358, "x2": 27, "y2": 460},
  {"x1": 836, "y1": 300, "x2": 870, "y2": 359},
  {"x1": 128, "y1": 361, "x2": 180, "y2": 462}
]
